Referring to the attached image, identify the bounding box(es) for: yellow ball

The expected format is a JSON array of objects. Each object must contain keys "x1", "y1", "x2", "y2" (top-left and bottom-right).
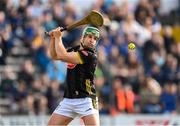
[{"x1": 128, "y1": 42, "x2": 136, "y2": 50}]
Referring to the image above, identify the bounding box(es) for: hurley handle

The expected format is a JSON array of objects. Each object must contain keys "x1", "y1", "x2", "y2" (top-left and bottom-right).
[{"x1": 44, "y1": 27, "x2": 67, "y2": 36}]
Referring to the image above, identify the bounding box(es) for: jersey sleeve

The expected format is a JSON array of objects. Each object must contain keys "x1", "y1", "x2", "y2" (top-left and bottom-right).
[{"x1": 76, "y1": 50, "x2": 96, "y2": 64}]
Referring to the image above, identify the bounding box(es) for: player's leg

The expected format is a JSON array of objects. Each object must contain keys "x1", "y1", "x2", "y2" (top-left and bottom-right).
[
  {"x1": 48, "y1": 113, "x2": 73, "y2": 126},
  {"x1": 48, "y1": 98, "x2": 76, "y2": 126},
  {"x1": 75, "y1": 97, "x2": 100, "y2": 126},
  {"x1": 81, "y1": 113, "x2": 100, "y2": 126}
]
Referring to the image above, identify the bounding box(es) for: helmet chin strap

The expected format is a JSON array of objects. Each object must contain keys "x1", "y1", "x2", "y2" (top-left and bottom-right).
[
  {"x1": 80, "y1": 42, "x2": 85, "y2": 49},
  {"x1": 80, "y1": 41, "x2": 89, "y2": 49}
]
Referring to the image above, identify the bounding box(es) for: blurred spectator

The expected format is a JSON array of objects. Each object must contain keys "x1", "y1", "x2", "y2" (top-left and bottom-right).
[
  {"x1": 148, "y1": 63, "x2": 163, "y2": 84},
  {"x1": 47, "y1": 60, "x2": 67, "y2": 83},
  {"x1": 94, "y1": 66, "x2": 105, "y2": 91},
  {"x1": 110, "y1": 77, "x2": 135, "y2": 116},
  {"x1": 46, "y1": 80, "x2": 64, "y2": 113},
  {"x1": 61, "y1": 4, "x2": 81, "y2": 47},
  {"x1": 140, "y1": 16, "x2": 153, "y2": 41},
  {"x1": 120, "y1": 13, "x2": 142, "y2": 39},
  {"x1": 149, "y1": 0, "x2": 160, "y2": 15},
  {"x1": 26, "y1": 0, "x2": 44, "y2": 18},
  {"x1": 108, "y1": 46, "x2": 120, "y2": 64},
  {"x1": 0, "y1": 67, "x2": 17, "y2": 98},
  {"x1": 126, "y1": 51, "x2": 141, "y2": 94},
  {"x1": 0, "y1": 11, "x2": 8, "y2": 31},
  {"x1": 124, "y1": 84, "x2": 135, "y2": 113},
  {"x1": 42, "y1": 10, "x2": 58, "y2": 32},
  {"x1": 98, "y1": 97, "x2": 110, "y2": 115},
  {"x1": 110, "y1": 77, "x2": 124, "y2": 116},
  {"x1": 160, "y1": 83, "x2": 178, "y2": 114},
  {"x1": 163, "y1": 26, "x2": 175, "y2": 53},
  {"x1": 40, "y1": 73, "x2": 50, "y2": 88},
  {"x1": 97, "y1": 45, "x2": 112, "y2": 85},
  {"x1": 27, "y1": 79, "x2": 47, "y2": 115},
  {"x1": 143, "y1": 32, "x2": 165, "y2": 72},
  {"x1": 139, "y1": 77, "x2": 162, "y2": 113},
  {"x1": 135, "y1": 0, "x2": 151, "y2": 25},
  {"x1": 17, "y1": 59, "x2": 35, "y2": 88},
  {"x1": 14, "y1": 80, "x2": 28, "y2": 114},
  {"x1": 31, "y1": 26, "x2": 51, "y2": 72},
  {"x1": 0, "y1": 11, "x2": 13, "y2": 49},
  {"x1": 98, "y1": 35, "x2": 114, "y2": 56},
  {"x1": 162, "y1": 54, "x2": 179, "y2": 83}
]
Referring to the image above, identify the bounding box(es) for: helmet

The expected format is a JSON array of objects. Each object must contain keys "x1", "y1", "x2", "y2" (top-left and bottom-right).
[{"x1": 82, "y1": 26, "x2": 100, "y2": 39}]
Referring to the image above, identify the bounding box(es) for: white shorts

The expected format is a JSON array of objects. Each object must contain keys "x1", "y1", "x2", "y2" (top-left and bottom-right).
[{"x1": 53, "y1": 97, "x2": 99, "y2": 118}]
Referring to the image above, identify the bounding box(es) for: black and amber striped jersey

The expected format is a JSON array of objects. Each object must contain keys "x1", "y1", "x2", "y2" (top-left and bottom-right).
[{"x1": 64, "y1": 46, "x2": 97, "y2": 100}]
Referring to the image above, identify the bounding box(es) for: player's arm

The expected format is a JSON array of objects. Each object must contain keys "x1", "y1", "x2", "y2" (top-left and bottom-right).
[
  {"x1": 53, "y1": 27, "x2": 83, "y2": 64},
  {"x1": 48, "y1": 35, "x2": 57, "y2": 59}
]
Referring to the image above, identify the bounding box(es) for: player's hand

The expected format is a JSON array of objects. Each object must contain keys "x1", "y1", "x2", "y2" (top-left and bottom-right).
[
  {"x1": 49, "y1": 27, "x2": 63, "y2": 38},
  {"x1": 49, "y1": 30, "x2": 55, "y2": 38},
  {"x1": 53, "y1": 27, "x2": 63, "y2": 38}
]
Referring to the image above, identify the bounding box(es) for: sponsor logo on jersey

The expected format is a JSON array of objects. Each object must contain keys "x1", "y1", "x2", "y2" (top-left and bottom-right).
[{"x1": 67, "y1": 63, "x2": 76, "y2": 69}]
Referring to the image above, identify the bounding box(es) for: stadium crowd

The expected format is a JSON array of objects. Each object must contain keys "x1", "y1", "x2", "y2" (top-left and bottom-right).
[{"x1": 0, "y1": 0, "x2": 179, "y2": 116}]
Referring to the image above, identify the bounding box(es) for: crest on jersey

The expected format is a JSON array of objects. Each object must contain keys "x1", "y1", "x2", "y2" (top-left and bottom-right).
[{"x1": 82, "y1": 51, "x2": 88, "y2": 56}]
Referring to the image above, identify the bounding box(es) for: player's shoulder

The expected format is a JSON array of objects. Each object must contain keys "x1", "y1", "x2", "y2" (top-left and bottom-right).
[{"x1": 67, "y1": 45, "x2": 80, "y2": 52}]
